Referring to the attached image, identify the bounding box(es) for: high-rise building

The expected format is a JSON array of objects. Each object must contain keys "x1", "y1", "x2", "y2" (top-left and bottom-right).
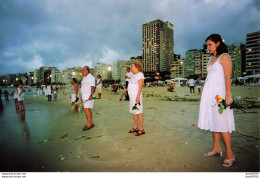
[
  {"x1": 95, "y1": 63, "x2": 112, "y2": 80},
  {"x1": 185, "y1": 49, "x2": 196, "y2": 77},
  {"x1": 228, "y1": 44, "x2": 246, "y2": 78},
  {"x1": 246, "y1": 31, "x2": 260, "y2": 75},
  {"x1": 201, "y1": 51, "x2": 211, "y2": 79},
  {"x1": 33, "y1": 69, "x2": 40, "y2": 84},
  {"x1": 142, "y1": 19, "x2": 174, "y2": 75},
  {"x1": 170, "y1": 59, "x2": 185, "y2": 78}
]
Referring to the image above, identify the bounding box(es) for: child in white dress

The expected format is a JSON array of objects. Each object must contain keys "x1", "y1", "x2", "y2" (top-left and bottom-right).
[{"x1": 198, "y1": 34, "x2": 235, "y2": 167}]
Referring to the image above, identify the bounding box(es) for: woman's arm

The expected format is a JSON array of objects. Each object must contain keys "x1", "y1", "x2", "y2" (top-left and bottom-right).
[
  {"x1": 75, "y1": 84, "x2": 78, "y2": 98},
  {"x1": 136, "y1": 79, "x2": 144, "y2": 104},
  {"x1": 220, "y1": 54, "x2": 233, "y2": 105}
]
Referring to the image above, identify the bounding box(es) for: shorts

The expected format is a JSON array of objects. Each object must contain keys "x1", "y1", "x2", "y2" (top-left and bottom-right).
[
  {"x1": 196, "y1": 86, "x2": 202, "y2": 89},
  {"x1": 71, "y1": 94, "x2": 76, "y2": 102},
  {"x1": 18, "y1": 94, "x2": 24, "y2": 101},
  {"x1": 96, "y1": 87, "x2": 101, "y2": 93},
  {"x1": 129, "y1": 94, "x2": 143, "y2": 115},
  {"x1": 83, "y1": 99, "x2": 94, "y2": 109},
  {"x1": 53, "y1": 93, "x2": 57, "y2": 98}
]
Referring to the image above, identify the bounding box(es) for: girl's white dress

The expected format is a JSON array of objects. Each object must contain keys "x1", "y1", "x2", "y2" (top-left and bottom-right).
[{"x1": 198, "y1": 53, "x2": 235, "y2": 133}]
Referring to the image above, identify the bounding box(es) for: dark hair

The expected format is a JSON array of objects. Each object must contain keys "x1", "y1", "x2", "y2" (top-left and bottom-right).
[
  {"x1": 205, "y1": 34, "x2": 228, "y2": 55},
  {"x1": 18, "y1": 80, "x2": 23, "y2": 85},
  {"x1": 84, "y1": 66, "x2": 90, "y2": 73},
  {"x1": 97, "y1": 75, "x2": 101, "y2": 78},
  {"x1": 72, "y1": 78, "x2": 77, "y2": 83}
]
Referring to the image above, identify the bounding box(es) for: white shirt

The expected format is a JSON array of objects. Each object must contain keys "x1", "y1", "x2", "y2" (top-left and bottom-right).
[
  {"x1": 126, "y1": 72, "x2": 133, "y2": 82},
  {"x1": 128, "y1": 72, "x2": 144, "y2": 94},
  {"x1": 188, "y1": 79, "x2": 195, "y2": 86},
  {"x1": 81, "y1": 73, "x2": 96, "y2": 100},
  {"x1": 96, "y1": 78, "x2": 102, "y2": 88}
]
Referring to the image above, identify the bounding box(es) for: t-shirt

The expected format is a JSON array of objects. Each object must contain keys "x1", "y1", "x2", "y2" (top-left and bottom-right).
[
  {"x1": 125, "y1": 72, "x2": 133, "y2": 82},
  {"x1": 188, "y1": 79, "x2": 195, "y2": 86},
  {"x1": 81, "y1": 73, "x2": 96, "y2": 100},
  {"x1": 96, "y1": 78, "x2": 102, "y2": 88},
  {"x1": 128, "y1": 72, "x2": 144, "y2": 94}
]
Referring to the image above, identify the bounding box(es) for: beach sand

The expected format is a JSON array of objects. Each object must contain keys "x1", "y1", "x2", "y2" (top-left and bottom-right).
[{"x1": 0, "y1": 86, "x2": 259, "y2": 172}]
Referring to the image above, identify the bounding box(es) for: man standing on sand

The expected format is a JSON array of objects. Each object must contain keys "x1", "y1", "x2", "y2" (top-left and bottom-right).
[
  {"x1": 81, "y1": 66, "x2": 96, "y2": 130},
  {"x1": 125, "y1": 67, "x2": 133, "y2": 101}
]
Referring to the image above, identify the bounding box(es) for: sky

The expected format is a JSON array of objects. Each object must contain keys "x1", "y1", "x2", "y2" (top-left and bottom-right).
[{"x1": 0, "y1": 0, "x2": 259, "y2": 75}]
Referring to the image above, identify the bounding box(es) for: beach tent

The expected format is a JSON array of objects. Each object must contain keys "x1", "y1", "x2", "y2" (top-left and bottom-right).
[
  {"x1": 244, "y1": 74, "x2": 260, "y2": 78},
  {"x1": 170, "y1": 77, "x2": 188, "y2": 86}
]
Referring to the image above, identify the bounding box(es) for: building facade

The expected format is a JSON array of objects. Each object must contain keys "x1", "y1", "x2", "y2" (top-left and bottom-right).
[
  {"x1": 142, "y1": 19, "x2": 174, "y2": 74},
  {"x1": 246, "y1": 31, "x2": 260, "y2": 75}
]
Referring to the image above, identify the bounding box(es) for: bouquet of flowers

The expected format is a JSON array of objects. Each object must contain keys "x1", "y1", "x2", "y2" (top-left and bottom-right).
[
  {"x1": 132, "y1": 103, "x2": 140, "y2": 113},
  {"x1": 119, "y1": 94, "x2": 124, "y2": 102},
  {"x1": 215, "y1": 95, "x2": 237, "y2": 114},
  {"x1": 71, "y1": 97, "x2": 97, "y2": 119}
]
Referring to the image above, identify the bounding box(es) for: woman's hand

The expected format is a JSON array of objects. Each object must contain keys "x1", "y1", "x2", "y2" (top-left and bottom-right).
[
  {"x1": 136, "y1": 96, "x2": 140, "y2": 104},
  {"x1": 225, "y1": 94, "x2": 233, "y2": 105},
  {"x1": 122, "y1": 89, "x2": 127, "y2": 95}
]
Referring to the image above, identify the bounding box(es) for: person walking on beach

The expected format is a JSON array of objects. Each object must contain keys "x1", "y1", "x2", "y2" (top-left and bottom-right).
[
  {"x1": 17, "y1": 80, "x2": 25, "y2": 112},
  {"x1": 44, "y1": 84, "x2": 48, "y2": 99},
  {"x1": 124, "y1": 67, "x2": 133, "y2": 101},
  {"x1": 3, "y1": 90, "x2": 9, "y2": 101},
  {"x1": 81, "y1": 66, "x2": 96, "y2": 130},
  {"x1": 96, "y1": 75, "x2": 102, "y2": 99},
  {"x1": 188, "y1": 77, "x2": 195, "y2": 93},
  {"x1": 47, "y1": 83, "x2": 52, "y2": 101},
  {"x1": 53, "y1": 88, "x2": 58, "y2": 101},
  {"x1": 123, "y1": 60, "x2": 145, "y2": 136},
  {"x1": 198, "y1": 34, "x2": 235, "y2": 167},
  {"x1": 71, "y1": 78, "x2": 79, "y2": 113},
  {"x1": 11, "y1": 84, "x2": 19, "y2": 111},
  {"x1": 196, "y1": 75, "x2": 202, "y2": 94}
]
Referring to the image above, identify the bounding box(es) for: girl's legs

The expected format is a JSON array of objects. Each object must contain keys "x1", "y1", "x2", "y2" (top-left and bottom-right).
[
  {"x1": 133, "y1": 114, "x2": 138, "y2": 129},
  {"x1": 221, "y1": 132, "x2": 234, "y2": 160},
  {"x1": 211, "y1": 132, "x2": 223, "y2": 152},
  {"x1": 138, "y1": 113, "x2": 144, "y2": 131},
  {"x1": 21, "y1": 101, "x2": 25, "y2": 111},
  {"x1": 18, "y1": 101, "x2": 22, "y2": 112}
]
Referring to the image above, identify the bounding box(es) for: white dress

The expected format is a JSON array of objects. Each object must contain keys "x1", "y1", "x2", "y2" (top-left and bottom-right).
[
  {"x1": 128, "y1": 72, "x2": 144, "y2": 114},
  {"x1": 198, "y1": 53, "x2": 235, "y2": 133}
]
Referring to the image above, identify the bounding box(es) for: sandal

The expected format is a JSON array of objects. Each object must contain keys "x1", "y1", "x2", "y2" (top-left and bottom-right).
[
  {"x1": 82, "y1": 125, "x2": 92, "y2": 130},
  {"x1": 205, "y1": 152, "x2": 223, "y2": 157},
  {"x1": 128, "y1": 128, "x2": 138, "y2": 133},
  {"x1": 134, "y1": 130, "x2": 145, "y2": 136},
  {"x1": 222, "y1": 156, "x2": 235, "y2": 167}
]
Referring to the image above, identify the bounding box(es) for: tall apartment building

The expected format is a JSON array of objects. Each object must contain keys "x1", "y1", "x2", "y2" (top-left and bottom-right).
[
  {"x1": 194, "y1": 50, "x2": 202, "y2": 75},
  {"x1": 142, "y1": 19, "x2": 174, "y2": 75},
  {"x1": 201, "y1": 51, "x2": 211, "y2": 79},
  {"x1": 33, "y1": 69, "x2": 40, "y2": 84},
  {"x1": 185, "y1": 49, "x2": 211, "y2": 78},
  {"x1": 95, "y1": 63, "x2": 112, "y2": 80},
  {"x1": 170, "y1": 59, "x2": 185, "y2": 78},
  {"x1": 185, "y1": 49, "x2": 196, "y2": 77},
  {"x1": 246, "y1": 31, "x2": 260, "y2": 75},
  {"x1": 228, "y1": 44, "x2": 246, "y2": 78}
]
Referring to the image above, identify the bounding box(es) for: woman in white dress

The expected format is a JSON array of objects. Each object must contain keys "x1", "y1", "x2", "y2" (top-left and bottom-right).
[
  {"x1": 198, "y1": 34, "x2": 235, "y2": 167},
  {"x1": 17, "y1": 80, "x2": 25, "y2": 112},
  {"x1": 96, "y1": 75, "x2": 102, "y2": 99},
  {"x1": 123, "y1": 60, "x2": 145, "y2": 136}
]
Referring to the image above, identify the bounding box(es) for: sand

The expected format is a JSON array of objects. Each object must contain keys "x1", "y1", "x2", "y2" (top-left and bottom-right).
[{"x1": 0, "y1": 85, "x2": 259, "y2": 172}]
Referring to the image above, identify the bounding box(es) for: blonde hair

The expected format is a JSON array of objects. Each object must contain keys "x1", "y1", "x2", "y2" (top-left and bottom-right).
[{"x1": 132, "y1": 60, "x2": 143, "y2": 72}]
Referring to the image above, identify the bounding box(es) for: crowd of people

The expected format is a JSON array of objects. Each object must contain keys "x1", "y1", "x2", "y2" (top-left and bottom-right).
[{"x1": 0, "y1": 33, "x2": 237, "y2": 168}]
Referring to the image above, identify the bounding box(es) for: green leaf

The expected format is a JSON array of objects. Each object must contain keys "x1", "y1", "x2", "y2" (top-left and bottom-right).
[{"x1": 218, "y1": 107, "x2": 223, "y2": 114}]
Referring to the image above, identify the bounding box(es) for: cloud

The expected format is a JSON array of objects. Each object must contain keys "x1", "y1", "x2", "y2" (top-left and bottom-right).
[
  {"x1": 9, "y1": 55, "x2": 44, "y2": 72},
  {"x1": 0, "y1": 0, "x2": 259, "y2": 75}
]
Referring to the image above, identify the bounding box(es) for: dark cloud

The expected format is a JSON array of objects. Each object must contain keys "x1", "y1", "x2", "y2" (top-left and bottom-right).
[{"x1": 0, "y1": 0, "x2": 259, "y2": 74}]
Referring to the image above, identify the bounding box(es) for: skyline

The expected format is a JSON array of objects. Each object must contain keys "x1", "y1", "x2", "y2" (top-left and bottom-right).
[{"x1": 0, "y1": 0, "x2": 259, "y2": 75}]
